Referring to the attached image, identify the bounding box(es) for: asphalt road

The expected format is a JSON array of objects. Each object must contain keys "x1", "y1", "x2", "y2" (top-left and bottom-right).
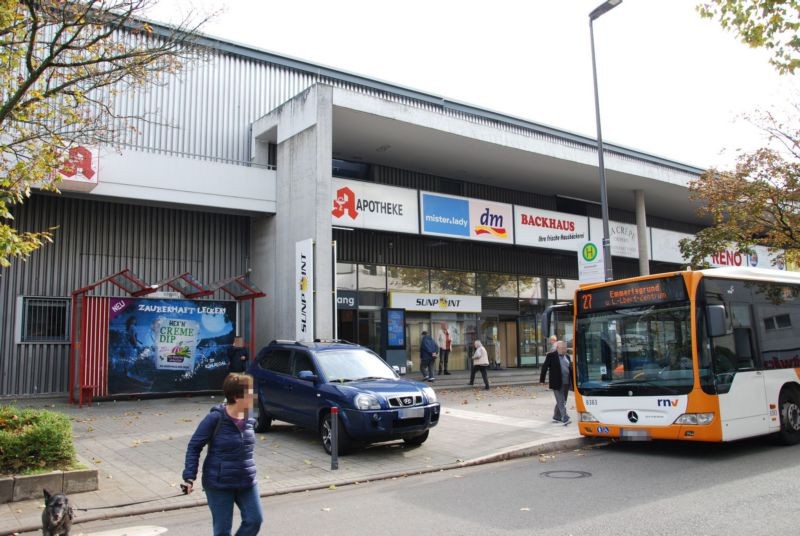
[{"x1": 24, "y1": 438, "x2": 800, "y2": 536}]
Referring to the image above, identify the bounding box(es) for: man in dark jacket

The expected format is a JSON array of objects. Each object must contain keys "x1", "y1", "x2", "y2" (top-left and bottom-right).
[
  {"x1": 540, "y1": 340, "x2": 573, "y2": 425},
  {"x1": 419, "y1": 331, "x2": 439, "y2": 382},
  {"x1": 228, "y1": 336, "x2": 250, "y2": 373}
]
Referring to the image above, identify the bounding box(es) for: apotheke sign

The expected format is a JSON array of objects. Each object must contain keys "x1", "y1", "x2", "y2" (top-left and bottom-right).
[
  {"x1": 331, "y1": 178, "x2": 418, "y2": 234},
  {"x1": 389, "y1": 292, "x2": 482, "y2": 313}
]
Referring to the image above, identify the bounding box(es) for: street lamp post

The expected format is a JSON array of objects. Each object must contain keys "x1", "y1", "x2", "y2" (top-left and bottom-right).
[{"x1": 589, "y1": 0, "x2": 621, "y2": 282}]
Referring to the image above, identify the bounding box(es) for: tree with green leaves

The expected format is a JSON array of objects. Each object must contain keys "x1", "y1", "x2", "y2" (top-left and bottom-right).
[
  {"x1": 680, "y1": 110, "x2": 800, "y2": 267},
  {"x1": 682, "y1": 2, "x2": 800, "y2": 267},
  {"x1": 698, "y1": 0, "x2": 800, "y2": 74},
  {"x1": 0, "y1": 0, "x2": 207, "y2": 267}
]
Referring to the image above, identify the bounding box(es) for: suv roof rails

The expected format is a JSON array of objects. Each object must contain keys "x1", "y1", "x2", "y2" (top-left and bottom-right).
[
  {"x1": 269, "y1": 339, "x2": 302, "y2": 345},
  {"x1": 313, "y1": 338, "x2": 356, "y2": 345}
]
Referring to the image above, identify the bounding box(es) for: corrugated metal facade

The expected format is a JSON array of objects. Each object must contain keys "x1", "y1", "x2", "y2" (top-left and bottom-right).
[
  {"x1": 1, "y1": 31, "x2": 694, "y2": 397},
  {"x1": 1, "y1": 195, "x2": 250, "y2": 396},
  {"x1": 102, "y1": 34, "x2": 702, "y2": 185}
]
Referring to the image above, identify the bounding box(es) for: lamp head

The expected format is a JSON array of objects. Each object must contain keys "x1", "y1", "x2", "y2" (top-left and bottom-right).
[{"x1": 590, "y1": 0, "x2": 622, "y2": 21}]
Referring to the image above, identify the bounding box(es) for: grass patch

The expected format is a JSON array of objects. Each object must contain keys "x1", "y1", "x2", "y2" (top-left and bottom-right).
[{"x1": 0, "y1": 405, "x2": 77, "y2": 476}]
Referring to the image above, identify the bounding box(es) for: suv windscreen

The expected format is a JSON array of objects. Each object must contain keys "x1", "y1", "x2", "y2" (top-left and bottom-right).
[{"x1": 316, "y1": 349, "x2": 397, "y2": 382}]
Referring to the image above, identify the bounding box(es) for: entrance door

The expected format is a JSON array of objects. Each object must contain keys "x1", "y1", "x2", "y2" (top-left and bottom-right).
[
  {"x1": 406, "y1": 313, "x2": 431, "y2": 374},
  {"x1": 499, "y1": 320, "x2": 518, "y2": 368}
]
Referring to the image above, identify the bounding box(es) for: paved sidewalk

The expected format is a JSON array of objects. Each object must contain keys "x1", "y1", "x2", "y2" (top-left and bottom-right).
[{"x1": 1, "y1": 381, "x2": 591, "y2": 534}]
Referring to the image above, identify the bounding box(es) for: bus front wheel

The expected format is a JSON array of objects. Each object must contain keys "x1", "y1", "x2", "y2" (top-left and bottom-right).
[{"x1": 778, "y1": 388, "x2": 800, "y2": 445}]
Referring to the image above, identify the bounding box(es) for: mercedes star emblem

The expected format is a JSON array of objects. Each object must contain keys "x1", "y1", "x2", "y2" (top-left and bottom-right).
[{"x1": 627, "y1": 411, "x2": 639, "y2": 423}]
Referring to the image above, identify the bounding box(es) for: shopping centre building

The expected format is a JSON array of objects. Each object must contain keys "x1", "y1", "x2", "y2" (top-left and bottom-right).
[{"x1": 0, "y1": 25, "x2": 783, "y2": 398}]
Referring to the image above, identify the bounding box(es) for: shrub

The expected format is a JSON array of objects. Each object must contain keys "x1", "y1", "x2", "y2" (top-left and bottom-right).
[{"x1": 0, "y1": 405, "x2": 76, "y2": 475}]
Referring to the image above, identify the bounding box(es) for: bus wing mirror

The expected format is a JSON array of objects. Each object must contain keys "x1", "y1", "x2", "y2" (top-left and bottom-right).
[{"x1": 706, "y1": 305, "x2": 728, "y2": 338}]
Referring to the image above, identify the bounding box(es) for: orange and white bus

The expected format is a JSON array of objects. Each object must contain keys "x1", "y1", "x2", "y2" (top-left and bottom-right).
[{"x1": 573, "y1": 267, "x2": 800, "y2": 444}]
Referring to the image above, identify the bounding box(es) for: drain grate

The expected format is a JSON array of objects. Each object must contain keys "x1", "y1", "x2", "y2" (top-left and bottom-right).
[{"x1": 540, "y1": 470, "x2": 592, "y2": 479}]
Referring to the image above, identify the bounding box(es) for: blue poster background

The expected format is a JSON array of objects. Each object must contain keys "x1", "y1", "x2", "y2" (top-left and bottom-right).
[{"x1": 107, "y1": 298, "x2": 237, "y2": 395}]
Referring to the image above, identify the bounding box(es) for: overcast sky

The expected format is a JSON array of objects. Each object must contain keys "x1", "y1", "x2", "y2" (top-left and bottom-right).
[{"x1": 145, "y1": 0, "x2": 798, "y2": 170}]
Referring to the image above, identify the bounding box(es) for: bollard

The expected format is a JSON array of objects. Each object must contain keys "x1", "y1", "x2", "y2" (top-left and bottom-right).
[{"x1": 330, "y1": 406, "x2": 339, "y2": 470}]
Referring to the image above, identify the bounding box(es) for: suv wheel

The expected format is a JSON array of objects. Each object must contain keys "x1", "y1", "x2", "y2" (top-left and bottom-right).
[
  {"x1": 254, "y1": 397, "x2": 272, "y2": 433},
  {"x1": 403, "y1": 430, "x2": 429, "y2": 446},
  {"x1": 320, "y1": 412, "x2": 351, "y2": 455}
]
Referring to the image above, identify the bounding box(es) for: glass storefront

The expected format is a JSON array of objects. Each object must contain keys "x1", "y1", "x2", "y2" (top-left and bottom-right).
[{"x1": 336, "y1": 262, "x2": 578, "y2": 371}]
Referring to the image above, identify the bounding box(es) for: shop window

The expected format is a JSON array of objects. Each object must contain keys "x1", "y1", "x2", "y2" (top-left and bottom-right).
[
  {"x1": 518, "y1": 276, "x2": 542, "y2": 302},
  {"x1": 476, "y1": 273, "x2": 517, "y2": 297},
  {"x1": 431, "y1": 270, "x2": 475, "y2": 294},
  {"x1": 764, "y1": 314, "x2": 792, "y2": 330},
  {"x1": 358, "y1": 264, "x2": 386, "y2": 292},
  {"x1": 555, "y1": 279, "x2": 580, "y2": 301},
  {"x1": 18, "y1": 297, "x2": 70, "y2": 343},
  {"x1": 388, "y1": 266, "x2": 429, "y2": 292},
  {"x1": 336, "y1": 263, "x2": 357, "y2": 290},
  {"x1": 332, "y1": 159, "x2": 371, "y2": 180}
]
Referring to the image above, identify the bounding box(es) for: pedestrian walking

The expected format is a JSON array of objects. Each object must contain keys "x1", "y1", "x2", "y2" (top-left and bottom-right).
[
  {"x1": 469, "y1": 339, "x2": 490, "y2": 390},
  {"x1": 227, "y1": 336, "x2": 250, "y2": 373},
  {"x1": 436, "y1": 322, "x2": 452, "y2": 375},
  {"x1": 182, "y1": 373, "x2": 263, "y2": 536},
  {"x1": 548, "y1": 334, "x2": 558, "y2": 352},
  {"x1": 419, "y1": 330, "x2": 439, "y2": 382},
  {"x1": 540, "y1": 340, "x2": 573, "y2": 425}
]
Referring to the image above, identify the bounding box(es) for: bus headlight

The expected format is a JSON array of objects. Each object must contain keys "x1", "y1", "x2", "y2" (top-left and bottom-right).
[
  {"x1": 674, "y1": 413, "x2": 714, "y2": 425},
  {"x1": 580, "y1": 412, "x2": 599, "y2": 422}
]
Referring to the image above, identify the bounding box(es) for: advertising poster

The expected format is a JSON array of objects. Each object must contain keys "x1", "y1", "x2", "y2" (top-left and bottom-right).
[
  {"x1": 107, "y1": 298, "x2": 236, "y2": 395},
  {"x1": 386, "y1": 309, "x2": 406, "y2": 349}
]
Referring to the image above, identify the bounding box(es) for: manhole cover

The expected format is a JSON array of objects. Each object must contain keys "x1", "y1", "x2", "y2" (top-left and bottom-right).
[{"x1": 540, "y1": 470, "x2": 592, "y2": 479}]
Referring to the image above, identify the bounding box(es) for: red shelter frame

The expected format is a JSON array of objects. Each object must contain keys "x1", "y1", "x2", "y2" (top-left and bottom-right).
[{"x1": 70, "y1": 270, "x2": 265, "y2": 406}]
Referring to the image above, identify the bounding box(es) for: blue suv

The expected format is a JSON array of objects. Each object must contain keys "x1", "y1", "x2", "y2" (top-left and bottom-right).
[{"x1": 248, "y1": 340, "x2": 440, "y2": 454}]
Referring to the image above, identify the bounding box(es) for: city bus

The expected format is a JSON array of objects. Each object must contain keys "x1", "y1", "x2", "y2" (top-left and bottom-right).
[{"x1": 573, "y1": 267, "x2": 800, "y2": 445}]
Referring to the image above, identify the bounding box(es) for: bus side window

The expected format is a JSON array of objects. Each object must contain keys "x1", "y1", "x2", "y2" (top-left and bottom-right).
[{"x1": 732, "y1": 328, "x2": 755, "y2": 370}]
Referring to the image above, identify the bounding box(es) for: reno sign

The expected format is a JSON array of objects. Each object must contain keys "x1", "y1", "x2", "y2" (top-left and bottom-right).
[
  {"x1": 707, "y1": 246, "x2": 785, "y2": 270},
  {"x1": 331, "y1": 178, "x2": 418, "y2": 234}
]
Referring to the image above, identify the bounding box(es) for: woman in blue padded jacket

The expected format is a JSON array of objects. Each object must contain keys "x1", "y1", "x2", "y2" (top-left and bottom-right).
[{"x1": 182, "y1": 373, "x2": 263, "y2": 536}]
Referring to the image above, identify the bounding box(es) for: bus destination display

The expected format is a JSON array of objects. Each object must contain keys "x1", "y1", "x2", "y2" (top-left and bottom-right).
[{"x1": 577, "y1": 276, "x2": 687, "y2": 314}]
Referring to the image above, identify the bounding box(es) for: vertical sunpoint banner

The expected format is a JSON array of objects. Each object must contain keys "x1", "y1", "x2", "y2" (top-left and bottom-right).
[{"x1": 296, "y1": 238, "x2": 315, "y2": 341}]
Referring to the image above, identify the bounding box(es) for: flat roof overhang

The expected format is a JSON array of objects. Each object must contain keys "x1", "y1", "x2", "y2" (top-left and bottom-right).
[{"x1": 328, "y1": 88, "x2": 707, "y2": 225}]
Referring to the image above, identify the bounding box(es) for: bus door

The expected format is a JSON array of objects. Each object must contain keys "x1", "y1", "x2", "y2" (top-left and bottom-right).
[{"x1": 712, "y1": 303, "x2": 768, "y2": 440}]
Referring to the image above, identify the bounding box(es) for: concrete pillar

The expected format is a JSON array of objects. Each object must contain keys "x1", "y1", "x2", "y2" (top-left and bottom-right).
[
  {"x1": 250, "y1": 85, "x2": 334, "y2": 344},
  {"x1": 635, "y1": 189, "x2": 650, "y2": 276}
]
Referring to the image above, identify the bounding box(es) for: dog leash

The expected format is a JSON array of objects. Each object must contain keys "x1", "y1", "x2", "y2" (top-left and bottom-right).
[{"x1": 75, "y1": 492, "x2": 188, "y2": 512}]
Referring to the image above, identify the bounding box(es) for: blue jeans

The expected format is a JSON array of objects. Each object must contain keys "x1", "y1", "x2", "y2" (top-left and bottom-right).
[{"x1": 205, "y1": 484, "x2": 263, "y2": 536}]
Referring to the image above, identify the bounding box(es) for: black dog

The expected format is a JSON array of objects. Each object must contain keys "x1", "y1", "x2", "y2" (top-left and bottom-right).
[{"x1": 42, "y1": 488, "x2": 73, "y2": 536}]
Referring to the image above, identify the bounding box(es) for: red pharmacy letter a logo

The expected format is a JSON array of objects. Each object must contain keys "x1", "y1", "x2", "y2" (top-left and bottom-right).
[
  {"x1": 332, "y1": 186, "x2": 358, "y2": 220},
  {"x1": 60, "y1": 146, "x2": 95, "y2": 179}
]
